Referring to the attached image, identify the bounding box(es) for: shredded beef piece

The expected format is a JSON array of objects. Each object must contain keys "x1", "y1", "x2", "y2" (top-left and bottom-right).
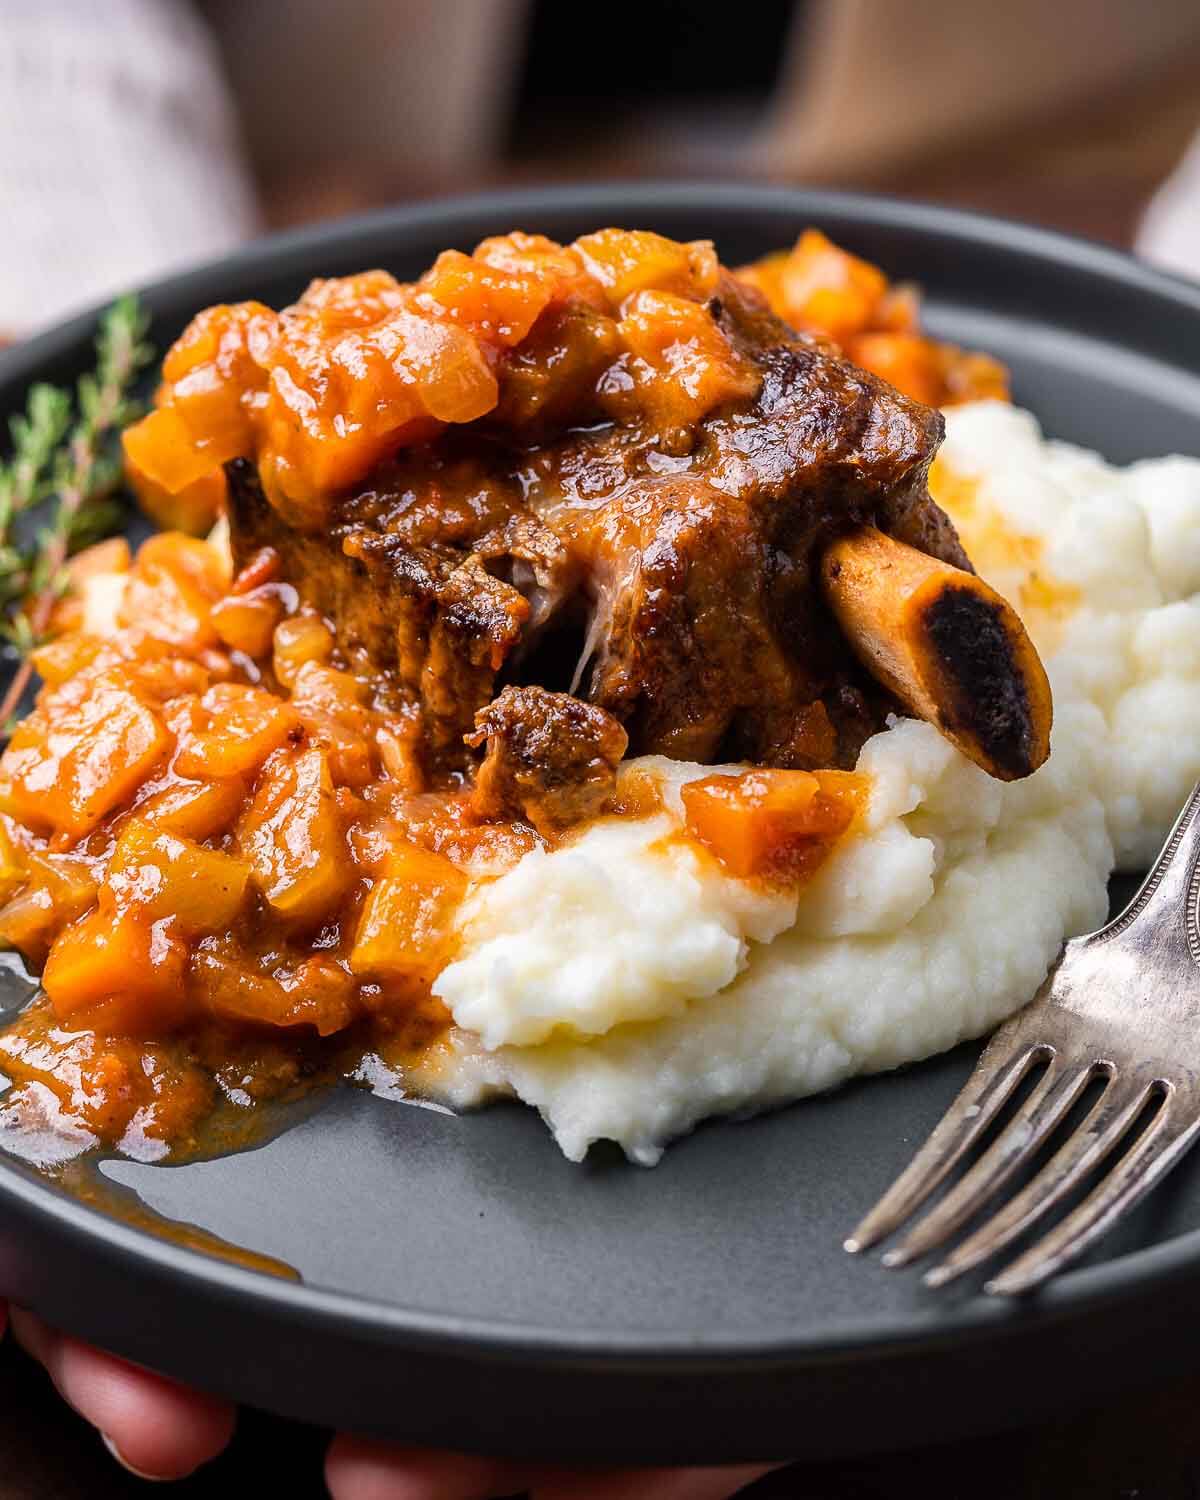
[{"x1": 466, "y1": 685, "x2": 628, "y2": 836}]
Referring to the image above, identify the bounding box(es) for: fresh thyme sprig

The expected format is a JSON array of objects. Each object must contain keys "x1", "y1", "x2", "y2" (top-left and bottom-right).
[
  {"x1": 0, "y1": 295, "x2": 153, "y2": 731},
  {"x1": 0, "y1": 384, "x2": 71, "y2": 609}
]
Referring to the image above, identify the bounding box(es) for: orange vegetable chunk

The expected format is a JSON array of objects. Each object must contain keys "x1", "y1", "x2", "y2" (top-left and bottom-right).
[
  {"x1": 126, "y1": 452, "x2": 227, "y2": 536},
  {"x1": 349, "y1": 842, "x2": 467, "y2": 985},
  {"x1": 237, "y1": 747, "x2": 349, "y2": 924},
  {"x1": 119, "y1": 532, "x2": 229, "y2": 652},
  {"x1": 0, "y1": 675, "x2": 171, "y2": 839},
  {"x1": 133, "y1": 776, "x2": 247, "y2": 842},
  {"x1": 612, "y1": 290, "x2": 759, "y2": 426},
  {"x1": 68, "y1": 537, "x2": 133, "y2": 585},
  {"x1": 43, "y1": 898, "x2": 192, "y2": 1037},
  {"x1": 776, "y1": 229, "x2": 888, "y2": 346},
  {"x1": 108, "y1": 818, "x2": 251, "y2": 934},
  {"x1": 848, "y1": 333, "x2": 944, "y2": 408},
  {"x1": 574, "y1": 229, "x2": 719, "y2": 305},
  {"x1": 0, "y1": 848, "x2": 98, "y2": 959},
  {"x1": 272, "y1": 610, "x2": 335, "y2": 688},
  {"x1": 681, "y1": 768, "x2": 864, "y2": 881},
  {"x1": 211, "y1": 586, "x2": 286, "y2": 658},
  {"x1": 0, "y1": 820, "x2": 25, "y2": 906},
  {"x1": 122, "y1": 405, "x2": 224, "y2": 495},
  {"x1": 28, "y1": 633, "x2": 111, "y2": 687},
  {"x1": 173, "y1": 683, "x2": 300, "y2": 779},
  {"x1": 416, "y1": 249, "x2": 554, "y2": 346}
]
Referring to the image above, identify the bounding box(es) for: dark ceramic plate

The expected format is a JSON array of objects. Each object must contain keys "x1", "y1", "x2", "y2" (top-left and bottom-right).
[{"x1": 1, "y1": 185, "x2": 1199, "y2": 1466}]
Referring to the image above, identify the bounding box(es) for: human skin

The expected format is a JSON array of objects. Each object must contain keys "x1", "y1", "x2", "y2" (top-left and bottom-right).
[{"x1": 2, "y1": 1301, "x2": 778, "y2": 1495}]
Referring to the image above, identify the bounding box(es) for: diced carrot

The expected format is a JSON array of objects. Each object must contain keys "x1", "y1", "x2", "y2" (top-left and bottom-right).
[
  {"x1": 777, "y1": 229, "x2": 889, "y2": 346},
  {"x1": 417, "y1": 249, "x2": 554, "y2": 348},
  {"x1": 348, "y1": 842, "x2": 466, "y2": 986},
  {"x1": 237, "y1": 747, "x2": 350, "y2": 924},
  {"x1": 272, "y1": 610, "x2": 335, "y2": 688},
  {"x1": 302, "y1": 716, "x2": 374, "y2": 789},
  {"x1": 120, "y1": 556, "x2": 214, "y2": 652},
  {"x1": 276, "y1": 957, "x2": 358, "y2": 1034},
  {"x1": 289, "y1": 661, "x2": 368, "y2": 715},
  {"x1": 681, "y1": 768, "x2": 865, "y2": 881},
  {"x1": 289, "y1": 661, "x2": 375, "y2": 787},
  {"x1": 613, "y1": 290, "x2": 759, "y2": 426},
  {"x1": 211, "y1": 586, "x2": 286, "y2": 658},
  {"x1": 0, "y1": 884, "x2": 56, "y2": 958},
  {"x1": 376, "y1": 719, "x2": 423, "y2": 794},
  {"x1": 67, "y1": 537, "x2": 132, "y2": 585},
  {"x1": 126, "y1": 452, "x2": 227, "y2": 536},
  {"x1": 127, "y1": 655, "x2": 212, "y2": 705},
  {"x1": 133, "y1": 777, "x2": 246, "y2": 842},
  {"x1": 0, "y1": 675, "x2": 171, "y2": 839},
  {"x1": 29, "y1": 632, "x2": 112, "y2": 686},
  {"x1": 173, "y1": 683, "x2": 300, "y2": 779},
  {"x1": 119, "y1": 533, "x2": 229, "y2": 653},
  {"x1": 137, "y1": 533, "x2": 230, "y2": 600},
  {"x1": 24, "y1": 850, "x2": 98, "y2": 919},
  {"x1": 190, "y1": 953, "x2": 288, "y2": 1028},
  {"x1": 122, "y1": 406, "x2": 224, "y2": 495},
  {"x1": 848, "y1": 333, "x2": 944, "y2": 408},
  {"x1": 108, "y1": 818, "x2": 251, "y2": 934},
  {"x1": 0, "y1": 820, "x2": 25, "y2": 905},
  {"x1": 0, "y1": 850, "x2": 97, "y2": 961},
  {"x1": 43, "y1": 898, "x2": 192, "y2": 1036},
  {"x1": 574, "y1": 229, "x2": 719, "y2": 306}
]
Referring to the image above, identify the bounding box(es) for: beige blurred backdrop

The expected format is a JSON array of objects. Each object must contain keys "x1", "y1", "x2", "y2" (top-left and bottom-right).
[{"x1": 1, "y1": 0, "x2": 1199, "y2": 333}]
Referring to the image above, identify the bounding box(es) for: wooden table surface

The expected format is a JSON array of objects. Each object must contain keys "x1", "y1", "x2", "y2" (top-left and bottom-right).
[{"x1": 4, "y1": 1328, "x2": 1200, "y2": 1499}]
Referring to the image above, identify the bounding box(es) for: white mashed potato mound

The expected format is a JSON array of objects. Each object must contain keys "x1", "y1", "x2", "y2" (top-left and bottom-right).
[{"x1": 428, "y1": 403, "x2": 1200, "y2": 1163}]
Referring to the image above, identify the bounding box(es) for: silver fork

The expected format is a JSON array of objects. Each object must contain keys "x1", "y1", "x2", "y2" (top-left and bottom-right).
[{"x1": 845, "y1": 781, "x2": 1200, "y2": 1295}]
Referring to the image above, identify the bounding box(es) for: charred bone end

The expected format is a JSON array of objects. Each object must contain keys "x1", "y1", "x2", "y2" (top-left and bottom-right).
[
  {"x1": 821, "y1": 526, "x2": 1052, "y2": 781},
  {"x1": 922, "y1": 585, "x2": 1049, "y2": 780}
]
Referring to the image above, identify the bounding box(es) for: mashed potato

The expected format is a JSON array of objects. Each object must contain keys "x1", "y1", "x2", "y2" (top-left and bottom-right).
[{"x1": 427, "y1": 403, "x2": 1200, "y2": 1163}]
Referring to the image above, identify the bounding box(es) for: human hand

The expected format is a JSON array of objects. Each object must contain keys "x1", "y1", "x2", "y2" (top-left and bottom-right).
[
  {"x1": 5, "y1": 1302, "x2": 779, "y2": 1495},
  {"x1": 4, "y1": 1301, "x2": 235, "y2": 1481}
]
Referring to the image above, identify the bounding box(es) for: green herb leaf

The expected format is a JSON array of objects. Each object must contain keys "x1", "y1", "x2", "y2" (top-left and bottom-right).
[{"x1": 0, "y1": 295, "x2": 155, "y2": 729}]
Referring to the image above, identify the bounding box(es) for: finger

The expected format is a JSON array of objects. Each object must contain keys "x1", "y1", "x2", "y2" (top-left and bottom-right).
[
  {"x1": 530, "y1": 1464, "x2": 781, "y2": 1500},
  {"x1": 325, "y1": 1433, "x2": 537, "y2": 1499},
  {"x1": 10, "y1": 1307, "x2": 236, "y2": 1481}
]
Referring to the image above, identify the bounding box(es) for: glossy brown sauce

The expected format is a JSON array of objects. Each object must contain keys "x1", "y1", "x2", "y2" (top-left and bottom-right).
[{"x1": 0, "y1": 225, "x2": 990, "y2": 1180}]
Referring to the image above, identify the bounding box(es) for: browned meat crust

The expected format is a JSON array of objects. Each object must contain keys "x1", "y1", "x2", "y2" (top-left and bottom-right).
[
  {"x1": 466, "y1": 685, "x2": 628, "y2": 836},
  {"x1": 227, "y1": 272, "x2": 964, "y2": 780}
]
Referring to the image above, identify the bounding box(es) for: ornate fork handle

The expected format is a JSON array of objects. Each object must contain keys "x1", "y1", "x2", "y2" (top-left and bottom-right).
[{"x1": 1099, "y1": 780, "x2": 1200, "y2": 957}]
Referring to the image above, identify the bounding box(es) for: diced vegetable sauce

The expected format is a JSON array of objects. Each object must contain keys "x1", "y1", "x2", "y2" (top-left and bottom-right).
[
  {"x1": 681, "y1": 768, "x2": 866, "y2": 882},
  {"x1": 0, "y1": 226, "x2": 902, "y2": 1164},
  {"x1": 122, "y1": 229, "x2": 757, "y2": 524},
  {"x1": 738, "y1": 230, "x2": 1009, "y2": 407},
  {"x1": 0, "y1": 532, "x2": 868, "y2": 1158}
]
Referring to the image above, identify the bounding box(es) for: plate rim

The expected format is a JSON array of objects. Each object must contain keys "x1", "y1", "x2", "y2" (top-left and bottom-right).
[{"x1": 3, "y1": 179, "x2": 1200, "y2": 1377}]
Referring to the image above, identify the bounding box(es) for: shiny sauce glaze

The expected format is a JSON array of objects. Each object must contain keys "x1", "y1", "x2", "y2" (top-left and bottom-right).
[
  {"x1": 0, "y1": 529, "x2": 864, "y2": 1164},
  {"x1": 1, "y1": 227, "x2": 975, "y2": 1167}
]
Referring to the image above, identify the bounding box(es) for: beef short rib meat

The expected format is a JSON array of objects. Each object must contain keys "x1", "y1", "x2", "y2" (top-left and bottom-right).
[
  {"x1": 227, "y1": 459, "x2": 532, "y2": 762},
  {"x1": 226, "y1": 271, "x2": 963, "y2": 779},
  {"x1": 467, "y1": 685, "x2": 628, "y2": 836}
]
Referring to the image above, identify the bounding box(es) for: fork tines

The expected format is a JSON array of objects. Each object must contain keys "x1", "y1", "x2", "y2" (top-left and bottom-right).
[{"x1": 846, "y1": 784, "x2": 1200, "y2": 1293}]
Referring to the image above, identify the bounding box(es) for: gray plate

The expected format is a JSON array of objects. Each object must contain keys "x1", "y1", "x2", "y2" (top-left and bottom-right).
[{"x1": 1, "y1": 185, "x2": 1199, "y2": 1465}]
